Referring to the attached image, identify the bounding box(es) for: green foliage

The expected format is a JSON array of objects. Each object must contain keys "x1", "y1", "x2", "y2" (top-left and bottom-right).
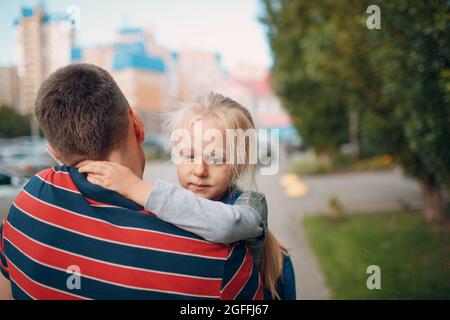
[
  {"x1": 366, "y1": 0, "x2": 450, "y2": 189},
  {"x1": 0, "y1": 105, "x2": 31, "y2": 138},
  {"x1": 288, "y1": 153, "x2": 394, "y2": 176},
  {"x1": 261, "y1": 0, "x2": 450, "y2": 216},
  {"x1": 288, "y1": 156, "x2": 330, "y2": 175},
  {"x1": 303, "y1": 212, "x2": 450, "y2": 299},
  {"x1": 260, "y1": 0, "x2": 350, "y2": 155}
]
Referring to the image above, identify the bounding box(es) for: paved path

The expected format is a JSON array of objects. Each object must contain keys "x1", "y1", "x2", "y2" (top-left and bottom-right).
[{"x1": 144, "y1": 154, "x2": 423, "y2": 300}]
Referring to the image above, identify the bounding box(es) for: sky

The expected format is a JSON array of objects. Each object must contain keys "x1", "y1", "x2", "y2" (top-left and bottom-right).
[{"x1": 0, "y1": 0, "x2": 273, "y2": 70}]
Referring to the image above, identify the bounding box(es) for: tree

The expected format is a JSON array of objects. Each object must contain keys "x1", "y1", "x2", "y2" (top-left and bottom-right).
[
  {"x1": 261, "y1": 0, "x2": 450, "y2": 223},
  {"x1": 367, "y1": 0, "x2": 450, "y2": 223},
  {"x1": 260, "y1": 0, "x2": 349, "y2": 160},
  {"x1": 0, "y1": 105, "x2": 31, "y2": 138}
]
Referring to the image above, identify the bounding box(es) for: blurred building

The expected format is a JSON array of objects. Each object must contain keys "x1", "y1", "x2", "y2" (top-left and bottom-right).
[
  {"x1": 14, "y1": 5, "x2": 75, "y2": 115},
  {"x1": 74, "y1": 27, "x2": 178, "y2": 133},
  {"x1": 214, "y1": 64, "x2": 291, "y2": 130},
  {"x1": 0, "y1": 66, "x2": 19, "y2": 109},
  {"x1": 177, "y1": 50, "x2": 224, "y2": 101}
]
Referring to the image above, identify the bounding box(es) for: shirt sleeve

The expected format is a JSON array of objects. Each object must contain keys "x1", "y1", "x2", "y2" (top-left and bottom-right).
[
  {"x1": 220, "y1": 242, "x2": 263, "y2": 300},
  {"x1": 235, "y1": 191, "x2": 268, "y2": 242},
  {"x1": 145, "y1": 180, "x2": 264, "y2": 244},
  {"x1": 0, "y1": 218, "x2": 9, "y2": 280}
]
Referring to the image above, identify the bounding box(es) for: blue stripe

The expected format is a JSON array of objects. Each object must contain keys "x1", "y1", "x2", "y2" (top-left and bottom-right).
[
  {"x1": 25, "y1": 172, "x2": 208, "y2": 242},
  {"x1": 10, "y1": 280, "x2": 32, "y2": 300},
  {"x1": 221, "y1": 243, "x2": 247, "y2": 291},
  {"x1": 4, "y1": 239, "x2": 215, "y2": 300},
  {"x1": 0, "y1": 221, "x2": 9, "y2": 279},
  {"x1": 68, "y1": 166, "x2": 144, "y2": 211},
  {"x1": 7, "y1": 205, "x2": 225, "y2": 279}
]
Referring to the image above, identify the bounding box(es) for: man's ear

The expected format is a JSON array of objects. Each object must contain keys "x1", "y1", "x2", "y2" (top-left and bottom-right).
[
  {"x1": 46, "y1": 144, "x2": 64, "y2": 165},
  {"x1": 129, "y1": 108, "x2": 145, "y2": 143}
]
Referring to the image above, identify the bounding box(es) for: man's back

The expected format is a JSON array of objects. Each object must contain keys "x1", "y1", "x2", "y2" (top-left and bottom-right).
[{"x1": 0, "y1": 166, "x2": 262, "y2": 300}]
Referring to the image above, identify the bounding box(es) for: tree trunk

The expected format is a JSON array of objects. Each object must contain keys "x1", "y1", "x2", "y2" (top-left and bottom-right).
[
  {"x1": 349, "y1": 109, "x2": 360, "y2": 159},
  {"x1": 318, "y1": 151, "x2": 333, "y2": 167},
  {"x1": 421, "y1": 182, "x2": 447, "y2": 224}
]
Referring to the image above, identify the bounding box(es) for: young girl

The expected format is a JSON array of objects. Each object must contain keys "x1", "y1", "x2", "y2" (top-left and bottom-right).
[{"x1": 78, "y1": 92, "x2": 296, "y2": 300}]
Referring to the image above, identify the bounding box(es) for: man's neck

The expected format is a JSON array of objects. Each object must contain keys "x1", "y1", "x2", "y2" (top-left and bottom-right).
[{"x1": 106, "y1": 149, "x2": 143, "y2": 178}]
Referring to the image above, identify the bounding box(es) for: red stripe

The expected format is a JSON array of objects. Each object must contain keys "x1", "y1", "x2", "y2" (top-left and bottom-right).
[
  {"x1": 254, "y1": 274, "x2": 264, "y2": 300},
  {"x1": 36, "y1": 168, "x2": 79, "y2": 193},
  {"x1": 7, "y1": 260, "x2": 84, "y2": 300},
  {"x1": 15, "y1": 190, "x2": 229, "y2": 259},
  {"x1": 0, "y1": 218, "x2": 7, "y2": 274},
  {"x1": 220, "y1": 247, "x2": 253, "y2": 300},
  {"x1": 85, "y1": 198, "x2": 156, "y2": 217},
  {"x1": 39, "y1": 168, "x2": 149, "y2": 212},
  {"x1": 4, "y1": 221, "x2": 221, "y2": 297},
  {"x1": 0, "y1": 261, "x2": 8, "y2": 273}
]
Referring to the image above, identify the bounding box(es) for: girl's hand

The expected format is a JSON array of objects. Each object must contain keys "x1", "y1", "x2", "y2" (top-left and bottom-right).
[{"x1": 77, "y1": 161, "x2": 153, "y2": 207}]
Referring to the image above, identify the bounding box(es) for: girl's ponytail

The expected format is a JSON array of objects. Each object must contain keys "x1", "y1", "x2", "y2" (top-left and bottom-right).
[{"x1": 260, "y1": 230, "x2": 289, "y2": 300}]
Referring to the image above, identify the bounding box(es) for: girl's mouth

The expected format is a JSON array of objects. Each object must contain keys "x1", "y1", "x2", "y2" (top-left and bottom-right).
[{"x1": 190, "y1": 183, "x2": 210, "y2": 191}]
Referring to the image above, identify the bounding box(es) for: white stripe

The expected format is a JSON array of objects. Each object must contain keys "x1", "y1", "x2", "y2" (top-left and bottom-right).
[
  {"x1": 227, "y1": 245, "x2": 235, "y2": 259},
  {"x1": 4, "y1": 235, "x2": 220, "y2": 299},
  {"x1": 6, "y1": 258, "x2": 89, "y2": 300},
  {"x1": 252, "y1": 274, "x2": 262, "y2": 300},
  {"x1": 9, "y1": 278, "x2": 36, "y2": 300},
  {"x1": 35, "y1": 174, "x2": 81, "y2": 195},
  {"x1": 14, "y1": 195, "x2": 226, "y2": 262},
  {"x1": 220, "y1": 247, "x2": 247, "y2": 293},
  {"x1": 90, "y1": 204, "x2": 121, "y2": 208},
  {"x1": 52, "y1": 167, "x2": 69, "y2": 175}
]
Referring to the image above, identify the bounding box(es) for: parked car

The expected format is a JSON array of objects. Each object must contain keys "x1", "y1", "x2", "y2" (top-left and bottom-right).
[
  {"x1": 0, "y1": 138, "x2": 55, "y2": 177},
  {"x1": 0, "y1": 169, "x2": 27, "y2": 218}
]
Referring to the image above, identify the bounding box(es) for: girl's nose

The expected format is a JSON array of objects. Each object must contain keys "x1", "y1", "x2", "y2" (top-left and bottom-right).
[{"x1": 194, "y1": 162, "x2": 208, "y2": 178}]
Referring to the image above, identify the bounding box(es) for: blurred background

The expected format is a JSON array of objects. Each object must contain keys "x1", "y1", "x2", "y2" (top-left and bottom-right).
[{"x1": 0, "y1": 0, "x2": 448, "y2": 299}]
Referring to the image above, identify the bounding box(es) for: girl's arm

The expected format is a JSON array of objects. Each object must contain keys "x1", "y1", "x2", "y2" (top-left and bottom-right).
[
  {"x1": 78, "y1": 161, "x2": 265, "y2": 244},
  {"x1": 147, "y1": 179, "x2": 266, "y2": 244}
]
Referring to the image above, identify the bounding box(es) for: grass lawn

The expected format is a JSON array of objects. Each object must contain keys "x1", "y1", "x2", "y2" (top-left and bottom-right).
[{"x1": 303, "y1": 211, "x2": 450, "y2": 299}]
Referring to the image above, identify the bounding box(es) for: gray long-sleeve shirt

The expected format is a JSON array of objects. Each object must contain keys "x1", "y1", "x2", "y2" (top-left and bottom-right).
[{"x1": 145, "y1": 179, "x2": 268, "y2": 266}]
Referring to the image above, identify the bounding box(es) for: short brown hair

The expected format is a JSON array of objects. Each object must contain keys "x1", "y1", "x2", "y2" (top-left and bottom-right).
[{"x1": 35, "y1": 63, "x2": 130, "y2": 165}]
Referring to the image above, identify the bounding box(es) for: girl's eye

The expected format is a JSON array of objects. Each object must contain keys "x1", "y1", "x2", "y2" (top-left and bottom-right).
[
  {"x1": 181, "y1": 151, "x2": 194, "y2": 161},
  {"x1": 205, "y1": 155, "x2": 225, "y2": 165}
]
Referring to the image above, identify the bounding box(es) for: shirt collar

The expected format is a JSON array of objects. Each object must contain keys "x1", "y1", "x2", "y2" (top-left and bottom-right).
[{"x1": 220, "y1": 186, "x2": 242, "y2": 205}]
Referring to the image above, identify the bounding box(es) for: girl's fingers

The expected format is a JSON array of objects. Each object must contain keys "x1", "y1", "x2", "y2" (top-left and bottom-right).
[
  {"x1": 76, "y1": 160, "x2": 95, "y2": 169},
  {"x1": 86, "y1": 174, "x2": 105, "y2": 186},
  {"x1": 78, "y1": 164, "x2": 107, "y2": 175}
]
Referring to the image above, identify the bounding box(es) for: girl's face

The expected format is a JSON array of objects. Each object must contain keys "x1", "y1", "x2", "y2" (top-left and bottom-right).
[{"x1": 176, "y1": 118, "x2": 233, "y2": 201}]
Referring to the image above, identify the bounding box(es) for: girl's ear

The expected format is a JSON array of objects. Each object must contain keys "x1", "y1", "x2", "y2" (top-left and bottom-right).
[{"x1": 129, "y1": 108, "x2": 145, "y2": 143}]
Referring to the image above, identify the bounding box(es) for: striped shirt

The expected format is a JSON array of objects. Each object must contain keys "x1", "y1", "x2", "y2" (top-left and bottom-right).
[{"x1": 0, "y1": 166, "x2": 263, "y2": 300}]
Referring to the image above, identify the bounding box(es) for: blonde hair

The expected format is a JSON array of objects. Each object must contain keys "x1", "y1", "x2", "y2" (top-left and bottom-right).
[
  {"x1": 261, "y1": 231, "x2": 289, "y2": 299},
  {"x1": 167, "y1": 92, "x2": 289, "y2": 299},
  {"x1": 166, "y1": 92, "x2": 257, "y2": 191}
]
